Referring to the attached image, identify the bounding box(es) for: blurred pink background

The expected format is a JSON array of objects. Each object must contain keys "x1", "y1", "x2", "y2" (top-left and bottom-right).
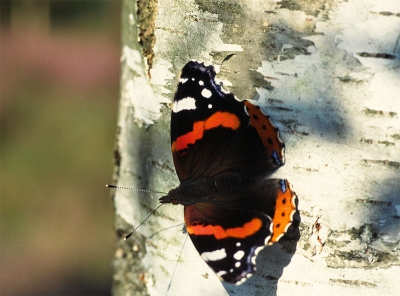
[{"x1": 1, "y1": 1, "x2": 121, "y2": 294}]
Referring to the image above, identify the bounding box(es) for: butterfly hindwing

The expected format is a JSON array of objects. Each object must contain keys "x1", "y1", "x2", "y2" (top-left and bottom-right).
[
  {"x1": 184, "y1": 203, "x2": 272, "y2": 284},
  {"x1": 181, "y1": 178, "x2": 297, "y2": 284}
]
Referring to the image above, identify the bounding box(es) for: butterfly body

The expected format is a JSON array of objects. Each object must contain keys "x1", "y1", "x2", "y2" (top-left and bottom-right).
[{"x1": 160, "y1": 61, "x2": 297, "y2": 284}]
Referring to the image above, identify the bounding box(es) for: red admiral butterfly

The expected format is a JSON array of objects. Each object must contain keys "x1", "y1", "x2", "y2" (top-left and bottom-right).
[{"x1": 160, "y1": 61, "x2": 298, "y2": 284}]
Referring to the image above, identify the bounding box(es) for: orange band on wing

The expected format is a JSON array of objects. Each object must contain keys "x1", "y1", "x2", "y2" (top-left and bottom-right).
[
  {"x1": 187, "y1": 218, "x2": 262, "y2": 240},
  {"x1": 173, "y1": 121, "x2": 205, "y2": 152},
  {"x1": 172, "y1": 111, "x2": 240, "y2": 152},
  {"x1": 204, "y1": 112, "x2": 241, "y2": 130},
  {"x1": 269, "y1": 180, "x2": 297, "y2": 244}
]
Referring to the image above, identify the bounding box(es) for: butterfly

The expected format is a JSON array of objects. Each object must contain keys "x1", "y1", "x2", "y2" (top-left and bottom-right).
[{"x1": 159, "y1": 61, "x2": 298, "y2": 284}]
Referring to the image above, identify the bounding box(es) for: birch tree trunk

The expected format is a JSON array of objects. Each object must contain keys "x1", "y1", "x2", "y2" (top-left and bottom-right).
[{"x1": 111, "y1": 0, "x2": 400, "y2": 295}]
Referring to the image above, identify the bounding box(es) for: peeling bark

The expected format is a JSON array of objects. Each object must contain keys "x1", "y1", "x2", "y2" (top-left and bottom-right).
[
  {"x1": 112, "y1": 0, "x2": 400, "y2": 295},
  {"x1": 137, "y1": 0, "x2": 158, "y2": 76}
]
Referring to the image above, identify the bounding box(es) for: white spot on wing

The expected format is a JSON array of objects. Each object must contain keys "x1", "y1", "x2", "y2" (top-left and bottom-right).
[
  {"x1": 266, "y1": 221, "x2": 273, "y2": 245},
  {"x1": 244, "y1": 105, "x2": 249, "y2": 116},
  {"x1": 208, "y1": 104, "x2": 212, "y2": 109},
  {"x1": 254, "y1": 246, "x2": 263, "y2": 256},
  {"x1": 233, "y1": 250, "x2": 245, "y2": 260},
  {"x1": 179, "y1": 78, "x2": 188, "y2": 84},
  {"x1": 199, "y1": 80, "x2": 204, "y2": 86},
  {"x1": 216, "y1": 270, "x2": 227, "y2": 277},
  {"x1": 173, "y1": 97, "x2": 196, "y2": 113},
  {"x1": 265, "y1": 234, "x2": 272, "y2": 245},
  {"x1": 201, "y1": 88, "x2": 212, "y2": 98},
  {"x1": 236, "y1": 242, "x2": 241, "y2": 247},
  {"x1": 252, "y1": 246, "x2": 264, "y2": 264},
  {"x1": 235, "y1": 262, "x2": 241, "y2": 268},
  {"x1": 201, "y1": 248, "x2": 226, "y2": 261}
]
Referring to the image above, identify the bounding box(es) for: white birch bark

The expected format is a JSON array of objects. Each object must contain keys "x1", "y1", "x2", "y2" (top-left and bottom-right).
[{"x1": 112, "y1": 0, "x2": 400, "y2": 295}]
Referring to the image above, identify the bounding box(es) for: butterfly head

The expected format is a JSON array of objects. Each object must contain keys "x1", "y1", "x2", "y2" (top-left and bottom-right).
[
  {"x1": 159, "y1": 188, "x2": 180, "y2": 205},
  {"x1": 160, "y1": 179, "x2": 214, "y2": 206}
]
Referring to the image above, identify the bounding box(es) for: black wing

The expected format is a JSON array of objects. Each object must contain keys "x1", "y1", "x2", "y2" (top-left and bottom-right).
[
  {"x1": 183, "y1": 178, "x2": 298, "y2": 284},
  {"x1": 170, "y1": 61, "x2": 285, "y2": 182}
]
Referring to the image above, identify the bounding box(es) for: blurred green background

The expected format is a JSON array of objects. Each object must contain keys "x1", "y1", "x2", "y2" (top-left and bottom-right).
[{"x1": 1, "y1": 1, "x2": 120, "y2": 294}]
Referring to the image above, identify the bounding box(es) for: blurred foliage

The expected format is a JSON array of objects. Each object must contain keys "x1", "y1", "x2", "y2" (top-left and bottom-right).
[
  {"x1": 51, "y1": 1, "x2": 104, "y2": 25},
  {"x1": 1, "y1": 1, "x2": 121, "y2": 294}
]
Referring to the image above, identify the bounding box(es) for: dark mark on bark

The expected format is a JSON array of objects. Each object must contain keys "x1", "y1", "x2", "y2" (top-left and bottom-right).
[
  {"x1": 151, "y1": 160, "x2": 175, "y2": 173},
  {"x1": 184, "y1": 14, "x2": 219, "y2": 23},
  {"x1": 293, "y1": 166, "x2": 319, "y2": 172},
  {"x1": 356, "y1": 199, "x2": 393, "y2": 206},
  {"x1": 336, "y1": 75, "x2": 365, "y2": 83},
  {"x1": 262, "y1": 274, "x2": 279, "y2": 281},
  {"x1": 328, "y1": 248, "x2": 397, "y2": 268},
  {"x1": 329, "y1": 278, "x2": 377, "y2": 287},
  {"x1": 363, "y1": 108, "x2": 397, "y2": 117},
  {"x1": 360, "y1": 138, "x2": 395, "y2": 146},
  {"x1": 137, "y1": 0, "x2": 158, "y2": 78},
  {"x1": 270, "y1": 106, "x2": 293, "y2": 112},
  {"x1": 391, "y1": 134, "x2": 400, "y2": 140},
  {"x1": 371, "y1": 11, "x2": 400, "y2": 17},
  {"x1": 361, "y1": 159, "x2": 400, "y2": 169},
  {"x1": 221, "y1": 54, "x2": 236, "y2": 64},
  {"x1": 357, "y1": 52, "x2": 396, "y2": 59},
  {"x1": 267, "y1": 98, "x2": 285, "y2": 104}
]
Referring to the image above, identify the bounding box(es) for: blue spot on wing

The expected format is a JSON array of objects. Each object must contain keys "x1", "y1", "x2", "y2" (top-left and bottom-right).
[
  {"x1": 279, "y1": 179, "x2": 286, "y2": 193},
  {"x1": 272, "y1": 150, "x2": 282, "y2": 166}
]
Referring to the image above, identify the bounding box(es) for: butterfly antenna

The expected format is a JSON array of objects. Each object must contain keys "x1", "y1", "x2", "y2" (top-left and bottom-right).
[
  {"x1": 166, "y1": 233, "x2": 188, "y2": 294},
  {"x1": 106, "y1": 184, "x2": 167, "y2": 195},
  {"x1": 123, "y1": 203, "x2": 164, "y2": 240},
  {"x1": 148, "y1": 223, "x2": 185, "y2": 239}
]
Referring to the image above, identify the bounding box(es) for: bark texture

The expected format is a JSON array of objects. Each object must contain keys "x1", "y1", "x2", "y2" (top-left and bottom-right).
[{"x1": 112, "y1": 0, "x2": 400, "y2": 295}]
